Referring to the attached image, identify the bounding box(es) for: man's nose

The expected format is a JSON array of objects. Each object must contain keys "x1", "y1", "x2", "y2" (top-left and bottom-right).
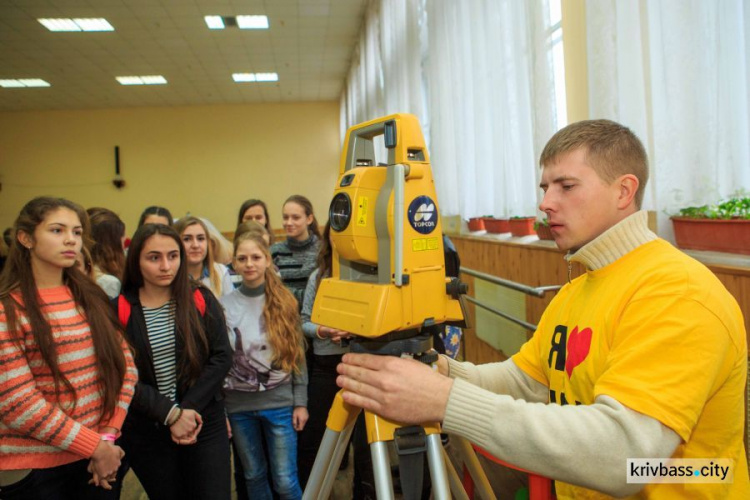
[{"x1": 539, "y1": 191, "x2": 554, "y2": 213}]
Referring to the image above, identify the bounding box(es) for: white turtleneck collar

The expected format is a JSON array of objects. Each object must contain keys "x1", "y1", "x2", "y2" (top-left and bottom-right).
[{"x1": 565, "y1": 210, "x2": 658, "y2": 271}]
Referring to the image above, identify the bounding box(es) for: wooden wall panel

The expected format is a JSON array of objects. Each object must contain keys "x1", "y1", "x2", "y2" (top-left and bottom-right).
[
  {"x1": 452, "y1": 235, "x2": 750, "y2": 363},
  {"x1": 709, "y1": 266, "x2": 750, "y2": 345}
]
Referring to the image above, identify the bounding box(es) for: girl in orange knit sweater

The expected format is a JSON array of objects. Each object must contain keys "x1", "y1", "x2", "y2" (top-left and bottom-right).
[{"x1": 0, "y1": 197, "x2": 137, "y2": 499}]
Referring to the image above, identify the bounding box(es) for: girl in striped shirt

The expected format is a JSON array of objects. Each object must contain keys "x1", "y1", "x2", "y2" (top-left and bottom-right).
[
  {"x1": 117, "y1": 223, "x2": 232, "y2": 500},
  {"x1": 0, "y1": 197, "x2": 137, "y2": 499}
]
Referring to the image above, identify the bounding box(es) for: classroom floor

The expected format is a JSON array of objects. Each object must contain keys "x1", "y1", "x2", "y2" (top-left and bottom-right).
[
  {"x1": 118, "y1": 439, "x2": 527, "y2": 499},
  {"x1": 119, "y1": 447, "x2": 356, "y2": 500}
]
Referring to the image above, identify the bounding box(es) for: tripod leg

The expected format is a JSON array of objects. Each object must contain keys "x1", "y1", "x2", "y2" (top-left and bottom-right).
[
  {"x1": 303, "y1": 390, "x2": 361, "y2": 499},
  {"x1": 318, "y1": 418, "x2": 356, "y2": 499},
  {"x1": 441, "y1": 446, "x2": 470, "y2": 500},
  {"x1": 371, "y1": 441, "x2": 395, "y2": 500},
  {"x1": 302, "y1": 427, "x2": 342, "y2": 500},
  {"x1": 454, "y1": 435, "x2": 496, "y2": 500},
  {"x1": 425, "y1": 433, "x2": 451, "y2": 500}
]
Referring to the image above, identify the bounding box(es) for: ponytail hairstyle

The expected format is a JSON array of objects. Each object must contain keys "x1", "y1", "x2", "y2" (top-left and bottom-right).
[
  {"x1": 233, "y1": 232, "x2": 305, "y2": 373},
  {"x1": 86, "y1": 207, "x2": 126, "y2": 280},
  {"x1": 237, "y1": 199, "x2": 274, "y2": 243},
  {"x1": 137, "y1": 206, "x2": 173, "y2": 228},
  {"x1": 173, "y1": 216, "x2": 224, "y2": 296},
  {"x1": 0, "y1": 197, "x2": 128, "y2": 423},
  {"x1": 122, "y1": 223, "x2": 209, "y2": 385},
  {"x1": 284, "y1": 195, "x2": 320, "y2": 239},
  {"x1": 315, "y1": 221, "x2": 332, "y2": 288}
]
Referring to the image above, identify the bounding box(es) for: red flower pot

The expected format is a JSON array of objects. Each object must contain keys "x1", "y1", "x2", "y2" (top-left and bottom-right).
[
  {"x1": 535, "y1": 223, "x2": 554, "y2": 240},
  {"x1": 484, "y1": 218, "x2": 510, "y2": 234},
  {"x1": 509, "y1": 217, "x2": 535, "y2": 236},
  {"x1": 671, "y1": 217, "x2": 750, "y2": 255},
  {"x1": 468, "y1": 217, "x2": 485, "y2": 231}
]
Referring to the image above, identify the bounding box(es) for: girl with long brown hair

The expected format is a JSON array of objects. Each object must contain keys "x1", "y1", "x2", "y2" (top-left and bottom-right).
[
  {"x1": 137, "y1": 206, "x2": 173, "y2": 227},
  {"x1": 221, "y1": 232, "x2": 307, "y2": 500},
  {"x1": 117, "y1": 223, "x2": 232, "y2": 500},
  {"x1": 0, "y1": 197, "x2": 136, "y2": 499},
  {"x1": 174, "y1": 217, "x2": 233, "y2": 298},
  {"x1": 86, "y1": 207, "x2": 126, "y2": 299},
  {"x1": 237, "y1": 199, "x2": 274, "y2": 244}
]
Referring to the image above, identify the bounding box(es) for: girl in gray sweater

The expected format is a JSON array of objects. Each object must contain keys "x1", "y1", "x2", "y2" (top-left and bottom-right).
[{"x1": 221, "y1": 232, "x2": 308, "y2": 500}]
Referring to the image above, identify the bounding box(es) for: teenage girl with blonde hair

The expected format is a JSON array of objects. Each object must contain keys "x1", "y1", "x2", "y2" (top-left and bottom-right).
[
  {"x1": 174, "y1": 217, "x2": 233, "y2": 298},
  {"x1": 221, "y1": 232, "x2": 308, "y2": 500}
]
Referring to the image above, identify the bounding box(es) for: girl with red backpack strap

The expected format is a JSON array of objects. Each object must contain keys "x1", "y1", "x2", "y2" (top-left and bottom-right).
[{"x1": 116, "y1": 223, "x2": 232, "y2": 500}]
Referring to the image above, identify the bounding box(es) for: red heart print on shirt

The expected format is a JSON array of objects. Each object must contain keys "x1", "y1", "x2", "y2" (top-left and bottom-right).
[{"x1": 565, "y1": 326, "x2": 592, "y2": 377}]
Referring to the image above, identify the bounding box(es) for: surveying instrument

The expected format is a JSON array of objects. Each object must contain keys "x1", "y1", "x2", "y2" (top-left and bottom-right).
[{"x1": 303, "y1": 114, "x2": 469, "y2": 500}]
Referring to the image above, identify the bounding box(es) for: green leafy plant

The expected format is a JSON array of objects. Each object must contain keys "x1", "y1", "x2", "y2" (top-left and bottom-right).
[
  {"x1": 533, "y1": 219, "x2": 549, "y2": 230},
  {"x1": 677, "y1": 197, "x2": 750, "y2": 220},
  {"x1": 510, "y1": 215, "x2": 534, "y2": 220}
]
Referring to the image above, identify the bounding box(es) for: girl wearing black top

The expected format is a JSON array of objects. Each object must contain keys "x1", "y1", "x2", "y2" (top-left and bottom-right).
[{"x1": 117, "y1": 224, "x2": 232, "y2": 500}]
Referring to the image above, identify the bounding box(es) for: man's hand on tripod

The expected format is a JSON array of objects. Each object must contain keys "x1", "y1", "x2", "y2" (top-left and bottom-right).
[{"x1": 336, "y1": 353, "x2": 453, "y2": 424}]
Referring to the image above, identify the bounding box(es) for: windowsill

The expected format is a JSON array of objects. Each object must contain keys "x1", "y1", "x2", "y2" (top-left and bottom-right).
[
  {"x1": 448, "y1": 230, "x2": 564, "y2": 253},
  {"x1": 680, "y1": 249, "x2": 750, "y2": 272}
]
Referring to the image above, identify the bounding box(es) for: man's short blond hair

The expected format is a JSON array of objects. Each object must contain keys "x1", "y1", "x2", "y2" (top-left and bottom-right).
[{"x1": 539, "y1": 119, "x2": 649, "y2": 208}]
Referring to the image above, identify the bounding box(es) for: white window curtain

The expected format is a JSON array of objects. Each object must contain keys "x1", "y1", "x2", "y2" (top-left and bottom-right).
[
  {"x1": 587, "y1": 0, "x2": 750, "y2": 239},
  {"x1": 426, "y1": 0, "x2": 557, "y2": 218},
  {"x1": 340, "y1": 0, "x2": 558, "y2": 219},
  {"x1": 340, "y1": 0, "x2": 385, "y2": 141},
  {"x1": 339, "y1": 0, "x2": 426, "y2": 135}
]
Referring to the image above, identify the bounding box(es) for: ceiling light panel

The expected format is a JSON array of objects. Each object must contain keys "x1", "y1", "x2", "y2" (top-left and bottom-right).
[
  {"x1": 205, "y1": 15, "x2": 269, "y2": 30},
  {"x1": 0, "y1": 80, "x2": 26, "y2": 88},
  {"x1": 232, "y1": 73, "x2": 278, "y2": 83},
  {"x1": 140, "y1": 75, "x2": 167, "y2": 84},
  {"x1": 38, "y1": 18, "x2": 114, "y2": 32},
  {"x1": 116, "y1": 76, "x2": 167, "y2": 85},
  {"x1": 232, "y1": 73, "x2": 256, "y2": 82},
  {"x1": 204, "y1": 16, "x2": 225, "y2": 29},
  {"x1": 236, "y1": 15, "x2": 269, "y2": 29},
  {"x1": 73, "y1": 18, "x2": 115, "y2": 32},
  {"x1": 255, "y1": 73, "x2": 278, "y2": 82},
  {"x1": 0, "y1": 79, "x2": 51, "y2": 88},
  {"x1": 18, "y1": 79, "x2": 51, "y2": 87},
  {"x1": 38, "y1": 18, "x2": 80, "y2": 32}
]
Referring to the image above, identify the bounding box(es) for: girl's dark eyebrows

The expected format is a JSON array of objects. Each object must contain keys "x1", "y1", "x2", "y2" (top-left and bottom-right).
[{"x1": 48, "y1": 222, "x2": 82, "y2": 229}]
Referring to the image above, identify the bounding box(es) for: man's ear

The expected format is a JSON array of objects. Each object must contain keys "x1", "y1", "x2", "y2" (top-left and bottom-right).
[
  {"x1": 17, "y1": 230, "x2": 33, "y2": 249},
  {"x1": 617, "y1": 174, "x2": 639, "y2": 210}
]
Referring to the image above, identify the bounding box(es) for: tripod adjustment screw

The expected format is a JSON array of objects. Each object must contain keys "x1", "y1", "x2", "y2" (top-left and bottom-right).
[{"x1": 416, "y1": 352, "x2": 439, "y2": 364}]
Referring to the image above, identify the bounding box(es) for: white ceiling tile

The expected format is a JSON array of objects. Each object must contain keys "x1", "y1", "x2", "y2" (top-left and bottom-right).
[{"x1": 0, "y1": 0, "x2": 364, "y2": 110}]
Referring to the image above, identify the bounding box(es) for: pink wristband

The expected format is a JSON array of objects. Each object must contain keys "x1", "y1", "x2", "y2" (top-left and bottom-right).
[{"x1": 100, "y1": 433, "x2": 117, "y2": 442}]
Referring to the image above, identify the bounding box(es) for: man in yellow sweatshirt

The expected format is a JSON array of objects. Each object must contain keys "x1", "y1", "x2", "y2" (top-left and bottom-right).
[{"x1": 336, "y1": 119, "x2": 749, "y2": 499}]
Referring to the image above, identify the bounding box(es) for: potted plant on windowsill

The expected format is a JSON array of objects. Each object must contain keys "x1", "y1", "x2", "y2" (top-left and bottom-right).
[
  {"x1": 671, "y1": 197, "x2": 750, "y2": 255},
  {"x1": 468, "y1": 217, "x2": 486, "y2": 231},
  {"x1": 483, "y1": 217, "x2": 510, "y2": 234},
  {"x1": 509, "y1": 216, "x2": 536, "y2": 236},
  {"x1": 534, "y1": 219, "x2": 554, "y2": 240}
]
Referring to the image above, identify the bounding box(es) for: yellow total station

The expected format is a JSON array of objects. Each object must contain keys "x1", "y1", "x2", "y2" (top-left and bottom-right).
[{"x1": 312, "y1": 113, "x2": 465, "y2": 339}]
